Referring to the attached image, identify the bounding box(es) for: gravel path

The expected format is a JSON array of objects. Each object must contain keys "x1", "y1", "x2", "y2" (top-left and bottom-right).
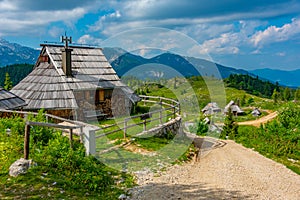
[
  {"x1": 129, "y1": 140, "x2": 300, "y2": 200},
  {"x1": 237, "y1": 111, "x2": 278, "y2": 127}
]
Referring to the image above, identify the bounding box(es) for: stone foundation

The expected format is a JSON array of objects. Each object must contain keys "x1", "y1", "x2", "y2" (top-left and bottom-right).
[{"x1": 143, "y1": 117, "x2": 182, "y2": 137}]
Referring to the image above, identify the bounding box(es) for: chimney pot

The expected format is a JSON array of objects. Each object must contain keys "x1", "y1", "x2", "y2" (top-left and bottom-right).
[{"x1": 62, "y1": 48, "x2": 73, "y2": 77}]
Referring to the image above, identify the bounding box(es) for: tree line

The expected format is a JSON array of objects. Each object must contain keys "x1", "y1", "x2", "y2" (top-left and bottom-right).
[
  {"x1": 225, "y1": 74, "x2": 300, "y2": 102},
  {"x1": 0, "y1": 64, "x2": 33, "y2": 89}
]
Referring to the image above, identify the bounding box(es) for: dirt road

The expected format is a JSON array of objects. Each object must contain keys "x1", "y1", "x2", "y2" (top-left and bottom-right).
[
  {"x1": 129, "y1": 140, "x2": 300, "y2": 199},
  {"x1": 238, "y1": 111, "x2": 278, "y2": 127}
]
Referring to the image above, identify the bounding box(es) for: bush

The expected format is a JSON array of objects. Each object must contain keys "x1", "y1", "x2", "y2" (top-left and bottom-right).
[
  {"x1": 189, "y1": 119, "x2": 208, "y2": 136},
  {"x1": 235, "y1": 104, "x2": 300, "y2": 174},
  {"x1": 0, "y1": 114, "x2": 135, "y2": 199}
]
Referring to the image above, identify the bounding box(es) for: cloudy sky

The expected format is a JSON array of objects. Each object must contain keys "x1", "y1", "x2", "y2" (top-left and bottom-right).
[{"x1": 1, "y1": 0, "x2": 300, "y2": 70}]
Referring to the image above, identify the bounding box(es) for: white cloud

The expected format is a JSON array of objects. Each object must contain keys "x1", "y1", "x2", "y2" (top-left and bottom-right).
[
  {"x1": 197, "y1": 31, "x2": 243, "y2": 55},
  {"x1": 251, "y1": 18, "x2": 300, "y2": 47},
  {"x1": 176, "y1": 23, "x2": 234, "y2": 42},
  {"x1": 276, "y1": 52, "x2": 286, "y2": 56},
  {"x1": 0, "y1": 0, "x2": 17, "y2": 11},
  {"x1": 77, "y1": 34, "x2": 102, "y2": 45},
  {"x1": 0, "y1": 0, "x2": 100, "y2": 36},
  {"x1": 88, "y1": 10, "x2": 122, "y2": 32},
  {"x1": 48, "y1": 26, "x2": 65, "y2": 38},
  {"x1": 251, "y1": 49, "x2": 261, "y2": 54},
  {"x1": 119, "y1": 0, "x2": 300, "y2": 21}
]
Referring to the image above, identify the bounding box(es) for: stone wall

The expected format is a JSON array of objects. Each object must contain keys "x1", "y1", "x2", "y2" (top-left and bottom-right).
[{"x1": 144, "y1": 116, "x2": 182, "y2": 137}]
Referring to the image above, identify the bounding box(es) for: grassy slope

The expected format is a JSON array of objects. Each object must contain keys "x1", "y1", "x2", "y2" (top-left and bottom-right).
[
  {"x1": 1, "y1": 76, "x2": 297, "y2": 199},
  {"x1": 132, "y1": 77, "x2": 299, "y2": 174},
  {"x1": 0, "y1": 115, "x2": 135, "y2": 199}
]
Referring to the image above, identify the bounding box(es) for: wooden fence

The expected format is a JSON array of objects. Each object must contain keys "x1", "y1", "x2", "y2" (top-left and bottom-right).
[
  {"x1": 0, "y1": 109, "x2": 91, "y2": 158},
  {"x1": 0, "y1": 95, "x2": 180, "y2": 157},
  {"x1": 94, "y1": 95, "x2": 180, "y2": 139}
]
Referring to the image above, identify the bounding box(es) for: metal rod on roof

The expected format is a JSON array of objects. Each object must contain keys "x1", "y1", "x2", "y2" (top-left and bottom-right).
[{"x1": 61, "y1": 36, "x2": 72, "y2": 48}]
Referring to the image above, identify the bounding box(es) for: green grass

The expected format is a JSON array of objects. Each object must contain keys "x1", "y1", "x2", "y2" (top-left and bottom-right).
[
  {"x1": 236, "y1": 124, "x2": 300, "y2": 175},
  {"x1": 233, "y1": 109, "x2": 268, "y2": 122},
  {"x1": 96, "y1": 134, "x2": 195, "y2": 172},
  {"x1": 0, "y1": 116, "x2": 135, "y2": 199}
]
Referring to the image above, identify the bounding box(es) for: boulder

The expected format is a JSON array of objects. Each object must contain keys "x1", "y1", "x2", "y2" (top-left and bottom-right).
[{"x1": 9, "y1": 158, "x2": 33, "y2": 177}]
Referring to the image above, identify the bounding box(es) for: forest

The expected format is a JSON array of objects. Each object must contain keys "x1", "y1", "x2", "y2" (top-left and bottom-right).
[
  {"x1": 0, "y1": 64, "x2": 33, "y2": 87},
  {"x1": 225, "y1": 74, "x2": 300, "y2": 101}
]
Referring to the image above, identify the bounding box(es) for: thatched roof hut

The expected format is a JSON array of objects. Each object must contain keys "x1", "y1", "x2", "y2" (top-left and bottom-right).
[
  {"x1": 0, "y1": 87, "x2": 26, "y2": 110},
  {"x1": 11, "y1": 43, "x2": 140, "y2": 119}
]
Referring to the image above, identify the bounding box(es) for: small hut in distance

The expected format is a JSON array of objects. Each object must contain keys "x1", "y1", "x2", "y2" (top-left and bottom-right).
[
  {"x1": 224, "y1": 100, "x2": 244, "y2": 116},
  {"x1": 251, "y1": 108, "x2": 261, "y2": 117},
  {"x1": 11, "y1": 36, "x2": 140, "y2": 120},
  {"x1": 201, "y1": 102, "x2": 221, "y2": 115}
]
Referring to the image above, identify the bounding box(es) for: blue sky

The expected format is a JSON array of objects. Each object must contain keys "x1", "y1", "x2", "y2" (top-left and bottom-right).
[{"x1": 0, "y1": 0, "x2": 300, "y2": 70}]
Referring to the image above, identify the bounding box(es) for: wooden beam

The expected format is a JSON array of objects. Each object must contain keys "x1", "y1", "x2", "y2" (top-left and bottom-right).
[
  {"x1": 26, "y1": 121, "x2": 81, "y2": 130},
  {"x1": 24, "y1": 124, "x2": 31, "y2": 159}
]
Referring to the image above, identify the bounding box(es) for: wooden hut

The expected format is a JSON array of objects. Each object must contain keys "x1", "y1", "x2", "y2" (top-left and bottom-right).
[
  {"x1": 201, "y1": 102, "x2": 221, "y2": 115},
  {"x1": 0, "y1": 87, "x2": 26, "y2": 110},
  {"x1": 251, "y1": 108, "x2": 261, "y2": 117},
  {"x1": 11, "y1": 40, "x2": 140, "y2": 120},
  {"x1": 224, "y1": 100, "x2": 244, "y2": 116}
]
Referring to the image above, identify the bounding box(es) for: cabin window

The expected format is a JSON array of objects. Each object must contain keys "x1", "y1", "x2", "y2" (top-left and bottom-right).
[
  {"x1": 99, "y1": 90, "x2": 105, "y2": 101},
  {"x1": 96, "y1": 89, "x2": 113, "y2": 102},
  {"x1": 85, "y1": 91, "x2": 90, "y2": 100}
]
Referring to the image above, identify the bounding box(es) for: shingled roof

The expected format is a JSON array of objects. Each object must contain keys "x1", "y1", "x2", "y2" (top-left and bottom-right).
[
  {"x1": 0, "y1": 87, "x2": 26, "y2": 109},
  {"x1": 11, "y1": 44, "x2": 139, "y2": 110}
]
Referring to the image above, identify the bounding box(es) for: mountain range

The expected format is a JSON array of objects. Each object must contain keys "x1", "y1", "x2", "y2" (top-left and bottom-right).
[
  {"x1": 102, "y1": 48, "x2": 249, "y2": 79},
  {"x1": 0, "y1": 39, "x2": 39, "y2": 66},
  {"x1": 0, "y1": 39, "x2": 299, "y2": 87},
  {"x1": 249, "y1": 68, "x2": 300, "y2": 88}
]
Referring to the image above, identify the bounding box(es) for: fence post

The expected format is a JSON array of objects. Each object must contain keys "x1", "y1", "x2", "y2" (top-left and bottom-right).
[
  {"x1": 24, "y1": 124, "x2": 31, "y2": 159},
  {"x1": 83, "y1": 127, "x2": 96, "y2": 155},
  {"x1": 143, "y1": 119, "x2": 147, "y2": 132},
  {"x1": 159, "y1": 98, "x2": 163, "y2": 125},
  {"x1": 124, "y1": 119, "x2": 127, "y2": 139},
  {"x1": 69, "y1": 129, "x2": 73, "y2": 149},
  {"x1": 79, "y1": 126, "x2": 83, "y2": 142},
  {"x1": 159, "y1": 110, "x2": 163, "y2": 125},
  {"x1": 173, "y1": 106, "x2": 176, "y2": 119}
]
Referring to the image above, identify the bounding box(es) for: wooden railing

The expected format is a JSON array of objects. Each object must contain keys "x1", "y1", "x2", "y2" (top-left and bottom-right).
[
  {"x1": 0, "y1": 95, "x2": 180, "y2": 156},
  {"x1": 94, "y1": 95, "x2": 180, "y2": 139},
  {"x1": 0, "y1": 109, "x2": 92, "y2": 158}
]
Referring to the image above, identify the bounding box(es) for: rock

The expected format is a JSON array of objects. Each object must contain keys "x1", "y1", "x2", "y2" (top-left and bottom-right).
[
  {"x1": 9, "y1": 158, "x2": 33, "y2": 177},
  {"x1": 118, "y1": 194, "x2": 128, "y2": 200}
]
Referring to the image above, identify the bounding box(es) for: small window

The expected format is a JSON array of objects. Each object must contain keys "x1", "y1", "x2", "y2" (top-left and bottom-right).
[
  {"x1": 85, "y1": 91, "x2": 90, "y2": 100},
  {"x1": 99, "y1": 90, "x2": 104, "y2": 101}
]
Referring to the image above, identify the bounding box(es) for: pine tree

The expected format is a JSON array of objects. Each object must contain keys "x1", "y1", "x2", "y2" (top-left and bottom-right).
[
  {"x1": 283, "y1": 87, "x2": 291, "y2": 101},
  {"x1": 220, "y1": 108, "x2": 238, "y2": 139},
  {"x1": 294, "y1": 88, "x2": 300, "y2": 101},
  {"x1": 4, "y1": 72, "x2": 13, "y2": 90},
  {"x1": 272, "y1": 89, "x2": 279, "y2": 104},
  {"x1": 241, "y1": 95, "x2": 246, "y2": 106}
]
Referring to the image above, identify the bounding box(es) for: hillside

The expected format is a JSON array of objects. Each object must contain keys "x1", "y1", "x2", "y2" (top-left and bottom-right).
[
  {"x1": 105, "y1": 47, "x2": 250, "y2": 79},
  {"x1": 0, "y1": 113, "x2": 134, "y2": 199},
  {"x1": 250, "y1": 68, "x2": 300, "y2": 88},
  {"x1": 0, "y1": 39, "x2": 38, "y2": 67}
]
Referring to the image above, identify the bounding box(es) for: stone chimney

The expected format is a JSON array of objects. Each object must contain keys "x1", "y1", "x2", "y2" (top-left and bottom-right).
[{"x1": 61, "y1": 36, "x2": 73, "y2": 77}]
